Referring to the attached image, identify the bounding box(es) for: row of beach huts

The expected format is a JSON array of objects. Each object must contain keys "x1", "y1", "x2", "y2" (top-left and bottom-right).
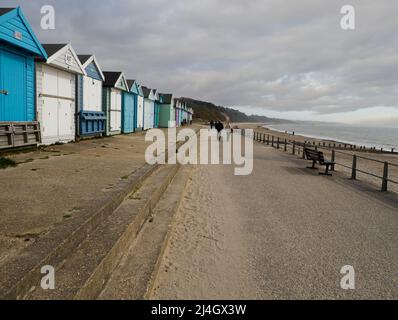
[{"x1": 0, "y1": 7, "x2": 193, "y2": 149}]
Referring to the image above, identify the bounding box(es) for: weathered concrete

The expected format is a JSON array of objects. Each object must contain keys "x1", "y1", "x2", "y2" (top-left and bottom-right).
[
  {"x1": 25, "y1": 164, "x2": 179, "y2": 300},
  {"x1": 0, "y1": 125, "x2": 202, "y2": 299},
  {"x1": 98, "y1": 165, "x2": 193, "y2": 300}
]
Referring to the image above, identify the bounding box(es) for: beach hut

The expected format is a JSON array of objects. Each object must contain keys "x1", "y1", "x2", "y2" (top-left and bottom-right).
[
  {"x1": 173, "y1": 99, "x2": 179, "y2": 127},
  {"x1": 36, "y1": 43, "x2": 85, "y2": 145},
  {"x1": 102, "y1": 71, "x2": 129, "y2": 136},
  {"x1": 158, "y1": 94, "x2": 175, "y2": 128},
  {"x1": 141, "y1": 86, "x2": 156, "y2": 130},
  {"x1": 122, "y1": 79, "x2": 140, "y2": 134},
  {"x1": 153, "y1": 89, "x2": 160, "y2": 128},
  {"x1": 174, "y1": 98, "x2": 186, "y2": 127},
  {"x1": 77, "y1": 55, "x2": 106, "y2": 138},
  {"x1": 136, "y1": 84, "x2": 144, "y2": 131},
  {"x1": 188, "y1": 107, "x2": 194, "y2": 124},
  {"x1": 0, "y1": 7, "x2": 47, "y2": 149}
]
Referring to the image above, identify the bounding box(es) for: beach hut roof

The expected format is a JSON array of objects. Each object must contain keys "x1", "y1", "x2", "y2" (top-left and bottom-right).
[
  {"x1": 77, "y1": 54, "x2": 92, "y2": 65},
  {"x1": 41, "y1": 43, "x2": 86, "y2": 75},
  {"x1": 126, "y1": 79, "x2": 142, "y2": 95},
  {"x1": 126, "y1": 79, "x2": 136, "y2": 89},
  {"x1": 152, "y1": 89, "x2": 159, "y2": 101},
  {"x1": 78, "y1": 54, "x2": 105, "y2": 81},
  {"x1": 0, "y1": 7, "x2": 48, "y2": 58},
  {"x1": 159, "y1": 93, "x2": 173, "y2": 104},
  {"x1": 0, "y1": 8, "x2": 15, "y2": 15},
  {"x1": 42, "y1": 43, "x2": 68, "y2": 57},
  {"x1": 103, "y1": 71, "x2": 128, "y2": 91},
  {"x1": 141, "y1": 86, "x2": 152, "y2": 98}
]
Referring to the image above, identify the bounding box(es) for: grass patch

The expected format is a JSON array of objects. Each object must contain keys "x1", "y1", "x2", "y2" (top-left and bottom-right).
[{"x1": 0, "y1": 157, "x2": 18, "y2": 169}]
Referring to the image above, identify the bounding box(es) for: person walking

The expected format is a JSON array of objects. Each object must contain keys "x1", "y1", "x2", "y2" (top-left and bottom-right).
[{"x1": 215, "y1": 121, "x2": 224, "y2": 141}]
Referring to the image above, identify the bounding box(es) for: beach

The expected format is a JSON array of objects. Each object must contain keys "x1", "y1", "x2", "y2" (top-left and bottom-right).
[{"x1": 236, "y1": 123, "x2": 398, "y2": 195}]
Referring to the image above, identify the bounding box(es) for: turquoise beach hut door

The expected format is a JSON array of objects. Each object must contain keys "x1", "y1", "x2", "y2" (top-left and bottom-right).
[{"x1": 0, "y1": 49, "x2": 26, "y2": 121}]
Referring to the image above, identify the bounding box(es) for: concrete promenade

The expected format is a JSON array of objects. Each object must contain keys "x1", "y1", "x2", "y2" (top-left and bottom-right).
[{"x1": 151, "y1": 141, "x2": 398, "y2": 299}]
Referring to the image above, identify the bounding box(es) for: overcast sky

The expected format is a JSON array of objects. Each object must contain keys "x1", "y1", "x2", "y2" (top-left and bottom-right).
[{"x1": 3, "y1": 0, "x2": 398, "y2": 126}]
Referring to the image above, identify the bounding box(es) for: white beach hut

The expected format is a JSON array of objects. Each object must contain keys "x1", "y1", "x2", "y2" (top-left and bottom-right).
[{"x1": 36, "y1": 43, "x2": 86, "y2": 145}]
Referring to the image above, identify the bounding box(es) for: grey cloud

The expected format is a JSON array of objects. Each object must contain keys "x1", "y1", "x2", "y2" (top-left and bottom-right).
[{"x1": 2, "y1": 0, "x2": 398, "y2": 118}]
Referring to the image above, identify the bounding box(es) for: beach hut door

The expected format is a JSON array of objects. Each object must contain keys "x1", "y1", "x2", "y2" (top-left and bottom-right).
[
  {"x1": 42, "y1": 66, "x2": 74, "y2": 139},
  {"x1": 110, "y1": 89, "x2": 122, "y2": 131},
  {"x1": 0, "y1": 49, "x2": 26, "y2": 121}
]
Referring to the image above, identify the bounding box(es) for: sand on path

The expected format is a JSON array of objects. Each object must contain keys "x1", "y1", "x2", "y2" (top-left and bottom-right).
[{"x1": 150, "y1": 141, "x2": 398, "y2": 300}]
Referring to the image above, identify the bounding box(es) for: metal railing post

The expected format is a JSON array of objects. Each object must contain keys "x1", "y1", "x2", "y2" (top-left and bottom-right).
[
  {"x1": 382, "y1": 162, "x2": 388, "y2": 192},
  {"x1": 351, "y1": 155, "x2": 357, "y2": 180}
]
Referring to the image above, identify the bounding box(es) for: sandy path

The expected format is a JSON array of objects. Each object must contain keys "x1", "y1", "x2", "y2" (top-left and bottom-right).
[
  {"x1": 151, "y1": 142, "x2": 398, "y2": 300},
  {"x1": 150, "y1": 164, "x2": 259, "y2": 299}
]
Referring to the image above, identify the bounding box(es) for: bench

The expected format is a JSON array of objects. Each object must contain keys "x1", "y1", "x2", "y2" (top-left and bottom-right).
[{"x1": 304, "y1": 148, "x2": 335, "y2": 176}]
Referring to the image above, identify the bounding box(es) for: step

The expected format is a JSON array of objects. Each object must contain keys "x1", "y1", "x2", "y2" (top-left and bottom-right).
[
  {"x1": 24, "y1": 164, "x2": 180, "y2": 300},
  {"x1": 98, "y1": 165, "x2": 193, "y2": 300},
  {"x1": 0, "y1": 162, "x2": 159, "y2": 300},
  {"x1": 0, "y1": 127, "x2": 200, "y2": 300}
]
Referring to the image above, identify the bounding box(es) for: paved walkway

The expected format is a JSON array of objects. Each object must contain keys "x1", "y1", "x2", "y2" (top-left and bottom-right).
[
  {"x1": 152, "y1": 142, "x2": 398, "y2": 299},
  {"x1": 0, "y1": 126, "x2": 200, "y2": 267}
]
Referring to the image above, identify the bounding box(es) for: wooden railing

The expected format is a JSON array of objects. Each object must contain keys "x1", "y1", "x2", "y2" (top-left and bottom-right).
[{"x1": 244, "y1": 130, "x2": 398, "y2": 193}]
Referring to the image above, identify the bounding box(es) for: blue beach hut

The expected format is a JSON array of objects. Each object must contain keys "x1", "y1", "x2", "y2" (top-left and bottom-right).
[
  {"x1": 77, "y1": 55, "x2": 106, "y2": 138},
  {"x1": 122, "y1": 80, "x2": 140, "y2": 134},
  {"x1": 0, "y1": 7, "x2": 47, "y2": 149}
]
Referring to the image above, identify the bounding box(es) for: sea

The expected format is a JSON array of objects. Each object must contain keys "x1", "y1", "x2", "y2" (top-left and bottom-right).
[{"x1": 265, "y1": 122, "x2": 398, "y2": 151}]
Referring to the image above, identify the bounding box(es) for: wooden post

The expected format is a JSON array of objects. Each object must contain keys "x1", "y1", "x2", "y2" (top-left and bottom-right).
[
  {"x1": 302, "y1": 143, "x2": 306, "y2": 159},
  {"x1": 271, "y1": 136, "x2": 274, "y2": 147},
  {"x1": 381, "y1": 162, "x2": 388, "y2": 192},
  {"x1": 267, "y1": 135, "x2": 270, "y2": 145},
  {"x1": 277, "y1": 137, "x2": 280, "y2": 149},
  {"x1": 292, "y1": 141, "x2": 296, "y2": 155},
  {"x1": 351, "y1": 155, "x2": 357, "y2": 180},
  {"x1": 284, "y1": 139, "x2": 287, "y2": 152},
  {"x1": 331, "y1": 149, "x2": 335, "y2": 171}
]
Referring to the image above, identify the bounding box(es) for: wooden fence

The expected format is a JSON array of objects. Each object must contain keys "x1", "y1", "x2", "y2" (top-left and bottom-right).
[{"x1": 243, "y1": 130, "x2": 398, "y2": 193}]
